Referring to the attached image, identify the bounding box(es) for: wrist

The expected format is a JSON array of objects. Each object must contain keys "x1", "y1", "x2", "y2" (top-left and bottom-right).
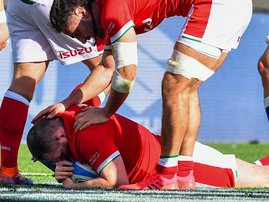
[
  {"x1": 103, "y1": 106, "x2": 114, "y2": 119},
  {"x1": 0, "y1": 10, "x2": 6, "y2": 23},
  {"x1": 61, "y1": 100, "x2": 71, "y2": 110}
]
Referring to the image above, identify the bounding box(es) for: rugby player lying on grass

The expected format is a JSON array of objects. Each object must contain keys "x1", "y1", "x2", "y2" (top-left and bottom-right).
[{"x1": 27, "y1": 100, "x2": 269, "y2": 189}]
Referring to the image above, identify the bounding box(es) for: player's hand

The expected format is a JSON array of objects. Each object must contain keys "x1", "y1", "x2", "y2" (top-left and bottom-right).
[
  {"x1": 62, "y1": 177, "x2": 75, "y2": 189},
  {"x1": 74, "y1": 106, "x2": 109, "y2": 131},
  {"x1": 0, "y1": 22, "x2": 9, "y2": 51},
  {"x1": 32, "y1": 102, "x2": 66, "y2": 124},
  {"x1": 54, "y1": 160, "x2": 74, "y2": 182}
]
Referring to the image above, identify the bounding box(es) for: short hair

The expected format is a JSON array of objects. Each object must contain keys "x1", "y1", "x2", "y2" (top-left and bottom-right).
[
  {"x1": 50, "y1": 0, "x2": 92, "y2": 32},
  {"x1": 26, "y1": 118, "x2": 64, "y2": 161}
]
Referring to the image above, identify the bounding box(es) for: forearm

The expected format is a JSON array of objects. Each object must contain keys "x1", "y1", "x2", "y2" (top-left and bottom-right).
[
  {"x1": 66, "y1": 157, "x2": 129, "y2": 189},
  {"x1": 68, "y1": 177, "x2": 118, "y2": 189},
  {"x1": 61, "y1": 65, "x2": 113, "y2": 108},
  {"x1": 104, "y1": 88, "x2": 129, "y2": 118}
]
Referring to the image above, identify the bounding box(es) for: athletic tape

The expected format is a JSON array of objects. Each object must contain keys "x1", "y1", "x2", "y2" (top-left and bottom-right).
[
  {"x1": 167, "y1": 49, "x2": 215, "y2": 81},
  {"x1": 111, "y1": 70, "x2": 135, "y2": 93},
  {"x1": 113, "y1": 41, "x2": 137, "y2": 69}
]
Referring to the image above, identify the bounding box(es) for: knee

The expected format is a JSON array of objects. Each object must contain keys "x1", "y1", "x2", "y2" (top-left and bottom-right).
[
  {"x1": 162, "y1": 72, "x2": 200, "y2": 103},
  {"x1": 162, "y1": 72, "x2": 189, "y2": 95},
  {"x1": 257, "y1": 51, "x2": 269, "y2": 79}
]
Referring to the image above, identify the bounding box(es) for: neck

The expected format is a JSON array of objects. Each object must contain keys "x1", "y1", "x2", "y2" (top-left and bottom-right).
[{"x1": 90, "y1": 0, "x2": 105, "y2": 39}]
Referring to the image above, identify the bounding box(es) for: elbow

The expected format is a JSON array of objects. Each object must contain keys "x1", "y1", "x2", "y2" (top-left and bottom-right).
[
  {"x1": 115, "y1": 178, "x2": 129, "y2": 189},
  {"x1": 108, "y1": 175, "x2": 129, "y2": 189}
]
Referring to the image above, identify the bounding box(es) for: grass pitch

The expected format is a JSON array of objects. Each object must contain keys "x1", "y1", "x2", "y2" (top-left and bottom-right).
[
  {"x1": 0, "y1": 143, "x2": 268, "y2": 202},
  {"x1": 17, "y1": 142, "x2": 269, "y2": 183}
]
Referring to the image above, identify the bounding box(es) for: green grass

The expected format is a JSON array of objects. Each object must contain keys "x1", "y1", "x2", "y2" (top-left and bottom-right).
[
  {"x1": 18, "y1": 144, "x2": 56, "y2": 183},
  {"x1": 18, "y1": 142, "x2": 269, "y2": 183},
  {"x1": 207, "y1": 142, "x2": 269, "y2": 163}
]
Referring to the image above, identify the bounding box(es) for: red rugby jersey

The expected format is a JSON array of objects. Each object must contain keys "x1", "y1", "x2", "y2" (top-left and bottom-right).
[
  {"x1": 59, "y1": 106, "x2": 161, "y2": 183},
  {"x1": 97, "y1": 0, "x2": 193, "y2": 44}
]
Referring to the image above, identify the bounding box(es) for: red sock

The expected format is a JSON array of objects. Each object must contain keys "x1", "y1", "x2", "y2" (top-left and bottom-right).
[
  {"x1": 156, "y1": 164, "x2": 177, "y2": 179},
  {"x1": 0, "y1": 96, "x2": 29, "y2": 168},
  {"x1": 178, "y1": 160, "x2": 194, "y2": 177},
  {"x1": 71, "y1": 83, "x2": 102, "y2": 107}
]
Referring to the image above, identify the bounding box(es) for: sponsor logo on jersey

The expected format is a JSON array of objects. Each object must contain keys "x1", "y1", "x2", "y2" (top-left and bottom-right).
[
  {"x1": 59, "y1": 47, "x2": 93, "y2": 59},
  {"x1": 106, "y1": 22, "x2": 115, "y2": 35},
  {"x1": 88, "y1": 152, "x2": 100, "y2": 167},
  {"x1": 142, "y1": 18, "x2": 153, "y2": 32}
]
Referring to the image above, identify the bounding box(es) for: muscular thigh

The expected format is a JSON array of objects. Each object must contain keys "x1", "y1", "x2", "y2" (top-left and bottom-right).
[
  {"x1": 164, "y1": 42, "x2": 228, "y2": 86},
  {"x1": 175, "y1": 42, "x2": 228, "y2": 72},
  {"x1": 10, "y1": 61, "x2": 49, "y2": 101}
]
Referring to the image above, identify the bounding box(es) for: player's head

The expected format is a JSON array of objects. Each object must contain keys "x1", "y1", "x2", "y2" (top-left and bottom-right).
[
  {"x1": 50, "y1": 0, "x2": 105, "y2": 43},
  {"x1": 26, "y1": 117, "x2": 70, "y2": 162}
]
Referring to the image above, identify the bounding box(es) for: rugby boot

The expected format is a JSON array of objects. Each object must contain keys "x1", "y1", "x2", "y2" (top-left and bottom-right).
[
  {"x1": 177, "y1": 170, "x2": 196, "y2": 189},
  {"x1": 0, "y1": 167, "x2": 33, "y2": 185}
]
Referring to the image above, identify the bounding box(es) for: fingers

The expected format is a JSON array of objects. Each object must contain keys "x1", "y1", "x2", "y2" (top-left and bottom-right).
[
  {"x1": 74, "y1": 107, "x2": 109, "y2": 131},
  {"x1": 81, "y1": 106, "x2": 91, "y2": 111},
  {"x1": 74, "y1": 111, "x2": 90, "y2": 132},
  {"x1": 75, "y1": 120, "x2": 90, "y2": 132},
  {"x1": 57, "y1": 160, "x2": 73, "y2": 167},
  {"x1": 0, "y1": 41, "x2": 7, "y2": 51},
  {"x1": 45, "y1": 107, "x2": 58, "y2": 119},
  {"x1": 32, "y1": 103, "x2": 65, "y2": 124},
  {"x1": 62, "y1": 178, "x2": 74, "y2": 189},
  {"x1": 54, "y1": 161, "x2": 74, "y2": 182},
  {"x1": 0, "y1": 37, "x2": 8, "y2": 51},
  {"x1": 31, "y1": 107, "x2": 51, "y2": 124},
  {"x1": 0, "y1": 24, "x2": 9, "y2": 51}
]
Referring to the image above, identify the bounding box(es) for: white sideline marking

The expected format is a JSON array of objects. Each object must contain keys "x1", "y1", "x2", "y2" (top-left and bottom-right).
[{"x1": 22, "y1": 173, "x2": 53, "y2": 176}]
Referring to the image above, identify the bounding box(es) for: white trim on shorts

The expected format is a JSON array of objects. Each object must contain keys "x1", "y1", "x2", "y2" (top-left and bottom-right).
[{"x1": 177, "y1": 0, "x2": 252, "y2": 57}]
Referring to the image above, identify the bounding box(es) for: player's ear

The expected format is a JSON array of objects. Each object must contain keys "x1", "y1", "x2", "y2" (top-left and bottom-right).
[{"x1": 74, "y1": 6, "x2": 87, "y2": 18}]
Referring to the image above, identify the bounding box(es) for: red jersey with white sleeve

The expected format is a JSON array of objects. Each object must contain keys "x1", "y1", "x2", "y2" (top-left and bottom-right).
[
  {"x1": 97, "y1": 0, "x2": 192, "y2": 44},
  {"x1": 59, "y1": 105, "x2": 161, "y2": 183},
  {"x1": 97, "y1": 0, "x2": 252, "y2": 52},
  {"x1": 58, "y1": 105, "x2": 237, "y2": 187}
]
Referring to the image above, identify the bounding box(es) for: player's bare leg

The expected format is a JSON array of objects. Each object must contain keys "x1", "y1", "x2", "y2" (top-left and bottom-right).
[
  {"x1": 177, "y1": 80, "x2": 201, "y2": 189},
  {"x1": 236, "y1": 158, "x2": 269, "y2": 188},
  {"x1": 0, "y1": 61, "x2": 48, "y2": 184},
  {"x1": 119, "y1": 43, "x2": 228, "y2": 190},
  {"x1": 257, "y1": 44, "x2": 269, "y2": 121},
  {"x1": 258, "y1": 40, "x2": 269, "y2": 98},
  {"x1": 161, "y1": 42, "x2": 228, "y2": 189}
]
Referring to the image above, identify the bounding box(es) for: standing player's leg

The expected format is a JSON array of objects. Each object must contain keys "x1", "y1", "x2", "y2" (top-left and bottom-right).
[
  {"x1": 177, "y1": 78, "x2": 201, "y2": 189},
  {"x1": 161, "y1": 42, "x2": 227, "y2": 189},
  {"x1": 257, "y1": 41, "x2": 269, "y2": 121},
  {"x1": 173, "y1": 0, "x2": 251, "y2": 189},
  {"x1": 0, "y1": 61, "x2": 48, "y2": 184},
  {"x1": 118, "y1": 0, "x2": 252, "y2": 191}
]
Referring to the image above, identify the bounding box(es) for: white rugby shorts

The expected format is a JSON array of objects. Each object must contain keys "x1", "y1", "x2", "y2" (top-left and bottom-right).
[
  {"x1": 6, "y1": 0, "x2": 100, "y2": 65},
  {"x1": 193, "y1": 142, "x2": 237, "y2": 188},
  {"x1": 178, "y1": 0, "x2": 253, "y2": 57}
]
